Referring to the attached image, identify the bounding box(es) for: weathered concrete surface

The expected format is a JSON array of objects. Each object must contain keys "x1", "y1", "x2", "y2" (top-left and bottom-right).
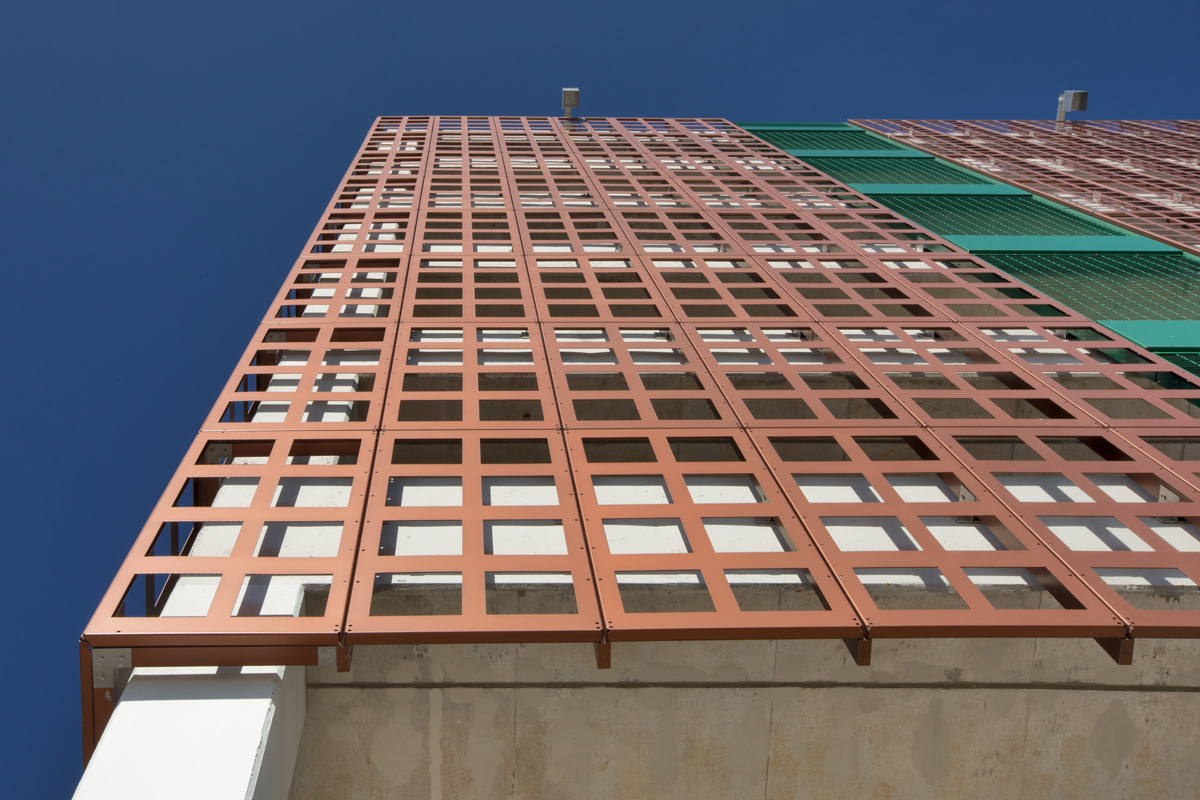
[{"x1": 289, "y1": 639, "x2": 1200, "y2": 800}]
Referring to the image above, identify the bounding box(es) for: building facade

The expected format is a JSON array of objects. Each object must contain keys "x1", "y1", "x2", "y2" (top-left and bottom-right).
[
  {"x1": 822, "y1": 119, "x2": 1200, "y2": 371},
  {"x1": 75, "y1": 117, "x2": 1200, "y2": 799}
]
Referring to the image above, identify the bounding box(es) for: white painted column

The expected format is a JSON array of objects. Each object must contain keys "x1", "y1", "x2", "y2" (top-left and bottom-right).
[{"x1": 73, "y1": 664, "x2": 305, "y2": 800}]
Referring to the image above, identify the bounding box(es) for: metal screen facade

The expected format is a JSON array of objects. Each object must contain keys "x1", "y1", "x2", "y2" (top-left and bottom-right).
[
  {"x1": 82, "y1": 116, "x2": 1200, "y2": 756},
  {"x1": 854, "y1": 120, "x2": 1200, "y2": 254},
  {"x1": 980, "y1": 252, "x2": 1200, "y2": 322}
]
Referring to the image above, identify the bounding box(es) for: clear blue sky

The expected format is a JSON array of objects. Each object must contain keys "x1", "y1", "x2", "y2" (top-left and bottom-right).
[{"x1": 2, "y1": 1, "x2": 1197, "y2": 795}]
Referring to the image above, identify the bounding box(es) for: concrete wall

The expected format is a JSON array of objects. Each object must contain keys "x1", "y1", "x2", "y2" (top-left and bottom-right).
[{"x1": 289, "y1": 637, "x2": 1200, "y2": 800}]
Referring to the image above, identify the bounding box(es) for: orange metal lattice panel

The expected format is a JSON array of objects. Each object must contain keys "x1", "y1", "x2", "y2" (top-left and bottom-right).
[
  {"x1": 83, "y1": 430, "x2": 370, "y2": 648},
  {"x1": 345, "y1": 430, "x2": 602, "y2": 644},
  {"x1": 84, "y1": 116, "x2": 1200, "y2": 679}
]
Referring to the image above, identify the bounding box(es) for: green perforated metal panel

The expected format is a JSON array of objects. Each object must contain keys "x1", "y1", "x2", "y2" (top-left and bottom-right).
[
  {"x1": 750, "y1": 129, "x2": 905, "y2": 151},
  {"x1": 882, "y1": 195, "x2": 1123, "y2": 237},
  {"x1": 804, "y1": 156, "x2": 991, "y2": 185},
  {"x1": 984, "y1": 253, "x2": 1200, "y2": 321},
  {"x1": 1153, "y1": 349, "x2": 1200, "y2": 378}
]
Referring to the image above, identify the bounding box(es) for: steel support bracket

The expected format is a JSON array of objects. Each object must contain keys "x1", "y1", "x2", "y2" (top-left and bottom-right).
[
  {"x1": 91, "y1": 647, "x2": 133, "y2": 689},
  {"x1": 843, "y1": 637, "x2": 872, "y2": 667},
  {"x1": 1096, "y1": 636, "x2": 1135, "y2": 666},
  {"x1": 318, "y1": 644, "x2": 354, "y2": 672},
  {"x1": 595, "y1": 636, "x2": 612, "y2": 670}
]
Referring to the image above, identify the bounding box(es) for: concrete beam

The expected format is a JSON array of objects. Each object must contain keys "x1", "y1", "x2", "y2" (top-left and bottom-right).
[{"x1": 73, "y1": 665, "x2": 305, "y2": 800}]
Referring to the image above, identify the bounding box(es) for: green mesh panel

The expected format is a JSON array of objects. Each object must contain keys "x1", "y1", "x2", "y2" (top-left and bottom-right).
[
  {"x1": 804, "y1": 157, "x2": 990, "y2": 185},
  {"x1": 881, "y1": 195, "x2": 1121, "y2": 236},
  {"x1": 984, "y1": 253, "x2": 1200, "y2": 321},
  {"x1": 1154, "y1": 349, "x2": 1200, "y2": 378},
  {"x1": 750, "y1": 129, "x2": 905, "y2": 151}
]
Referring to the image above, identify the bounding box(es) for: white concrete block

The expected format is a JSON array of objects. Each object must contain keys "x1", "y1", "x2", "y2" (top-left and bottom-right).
[
  {"x1": 276, "y1": 351, "x2": 309, "y2": 367},
  {"x1": 380, "y1": 521, "x2": 463, "y2": 556},
  {"x1": 386, "y1": 477, "x2": 464, "y2": 507},
  {"x1": 410, "y1": 328, "x2": 463, "y2": 342},
  {"x1": 998, "y1": 474, "x2": 1091, "y2": 503},
  {"x1": 1141, "y1": 518, "x2": 1200, "y2": 551},
  {"x1": 160, "y1": 575, "x2": 221, "y2": 617},
  {"x1": 604, "y1": 518, "x2": 689, "y2": 554},
  {"x1": 886, "y1": 474, "x2": 958, "y2": 502},
  {"x1": 264, "y1": 374, "x2": 301, "y2": 392},
  {"x1": 272, "y1": 478, "x2": 353, "y2": 508},
  {"x1": 1038, "y1": 516, "x2": 1152, "y2": 551},
  {"x1": 478, "y1": 328, "x2": 529, "y2": 342},
  {"x1": 301, "y1": 400, "x2": 353, "y2": 423},
  {"x1": 406, "y1": 349, "x2": 462, "y2": 365},
  {"x1": 482, "y1": 476, "x2": 558, "y2": 506},
  {"x1": 560, "y1": 349, "x2": 618, "y2": 364},
  {"x1": 922, "y1": 517, "x2": 1005, "y2": 551},
  {"x1": 323, "y1": 350, "x2": 380, "y2": 366},
  {"x1": 824, "y1": 517, "x2": 921, "y2": 551},
  {"x1": 1089, "y1": 475, "x2": 1156, "y2": 503},
  {"x1": 593, "y1": 475, "x2": 672, "y2": 505},
  {"x1": 478, "y1": 349, "x2": 533, "y2": 365},
  {"x1": 188, "y1": 522, "x2": 242, "y2": 557},
  {"x1": 629, "y1": 349, "x2": 686, "y2": 364},
  {"x1": 793, "y1": 475, "x2": 881, "y2": 503},
  {"x1": 702, "y1": 518, "x2": 788, "y2": 552},
  {"x1": 255, "y1": 522, "x2": 343, "y2": 558},
  {"x1": 250, "y1": 402, "x2": 290, "y2": 423},
  {"x1": 484, "y1": 520, "x2": 568, "y2": 555},
  {"x1": 684, "y1": 475, "x2": 764, "y2": 504},
  {"x1": 74, "y1": 665, "x2": 304, "y2": 800},
  {"x1": 712, "y1": 348, "x2": 772, "y2": 365},
  {"x1": 211, "y1": 477, "x2": 260, "y2": 508},
  {"x1": 235, "y1": 575, "x2": 330, "y2": 617}
]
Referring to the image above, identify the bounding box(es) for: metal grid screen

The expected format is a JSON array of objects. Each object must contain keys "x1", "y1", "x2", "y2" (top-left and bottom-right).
[
  {"x1": 854, "y1": 120, "x2": 1200, "y2": 254},
  {"x1": 984, "y1": 252, "x2": 1200, "y2": 322},
  {"x1": 751, "y1": 129, "x2": 906, "y2": 152},
  {"x1": 1154, "y1": 349, "x2": 1200, "y2": 378},
  {"x1": 81, "y1": 117, "x2": 1200, "y2": 752},
  {"x1": 805, "y1": 157, "x2": 991, "y2": 186},
  {"x1": 877, "y1": 194, "x2": 1122, "y2": 237}
]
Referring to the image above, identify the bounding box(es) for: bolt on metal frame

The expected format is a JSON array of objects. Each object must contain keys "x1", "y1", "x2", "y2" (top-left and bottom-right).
[{"x1": 81, "y1": 116, "x2": 1200, "y2": 760}]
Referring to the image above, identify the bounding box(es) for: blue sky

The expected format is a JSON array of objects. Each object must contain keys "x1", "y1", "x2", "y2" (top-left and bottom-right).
[{"x1": 2, "y1": 1, "x2": 1198, "y2": 795}]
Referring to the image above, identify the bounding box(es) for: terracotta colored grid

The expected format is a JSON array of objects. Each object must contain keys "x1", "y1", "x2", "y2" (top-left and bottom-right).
[
  {"x1": 748, "y1": 426, "x2": 1125, "y2": 638},
  {"x1": 681, "y1": 322, "x2": 918, "y2": 429},
  {"x1": 542, "y1": 322, "x2": 738, "y2": 430},
  {"x1": 636, "y1": 255, "x2": 809, "y2": 323},
  {"x1": 761, "y1": 254, "x2": 1080, "y2": 324},
  {"x1": 1127, "y1": 430, "x2": 1200, "y2": 496},
  {"x1": 83, "y1": 116, "x2": 1200, "y2": 672},
  {"x1": 868, "y1": 255, "x2": 1080, "y2": 322},
  {"x1": 201, "y1": 322, "x2": 397, "y2": 433},
  {"x1": 960, "y1": 322, "x2": 1200, "y2": 430},
  {"x1": 262, "y1": 257, "x2": 404, "y2": 325},
  {"x1": 346, "y1": 430, "x2": 602, "y2": 643},
  {"x1": 853, "y1": 119, "x2": 1200, "y2": 254},
  {"x1": 563, "y1": 427, "x2": 862, "y2": 641},
  {"x1": 524, "y1": 256, "x2": 669, "y2": 323},
  {"x1": 395, "y1": 255, "x2": 538, "y2": 322},
  {"x1": 83, "y1": 431, "x2": 369, "y2": 648},
  {"x1": 933, "y1": 425, "x2": 1200, "y2": 636},
  {"x1": 811, "y1": 321, "x2": 1106, "y2": 430},
  {"x1": 385, "y1": 322, "x2": 562, "y2": 431}
]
